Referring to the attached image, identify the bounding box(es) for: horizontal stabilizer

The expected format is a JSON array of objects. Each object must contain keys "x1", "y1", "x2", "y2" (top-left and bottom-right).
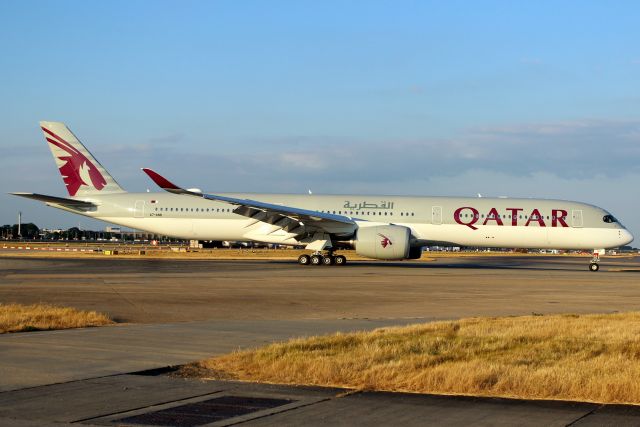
[{"x1": 11, "y1": 192, "x2": 97, "y2": 210}]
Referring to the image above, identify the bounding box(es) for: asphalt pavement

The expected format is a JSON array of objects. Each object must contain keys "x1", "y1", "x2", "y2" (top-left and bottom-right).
[{"x1": 2, "y1": 254, "x2": 640, "y2": 426}]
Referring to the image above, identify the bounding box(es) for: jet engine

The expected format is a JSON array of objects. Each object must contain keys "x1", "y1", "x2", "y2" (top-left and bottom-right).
[{"x1": 355, "y1": 225, "x2": 411, "y2": 260}]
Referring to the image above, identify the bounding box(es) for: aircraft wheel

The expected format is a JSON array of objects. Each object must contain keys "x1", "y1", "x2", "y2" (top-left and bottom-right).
[
  {"x1": 335, "y1": 255, "x2": 347, "y2": 265},
  {"x1": 322, "y1": 255, "x2": 335, "y2": 265},
  {"x1": 589, "y1": 262, "x2": 600, "y2": 272},
  {"x1": 298, "y1": 254, "x2": 311, "y2": 266},
  {"x1": 310, "y1": 254, "x2": 323, "y2": 265}
]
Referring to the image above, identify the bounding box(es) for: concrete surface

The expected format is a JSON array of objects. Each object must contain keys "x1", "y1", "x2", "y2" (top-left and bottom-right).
[
  {"x1": 0, "y1": 318, "x2": 413, "y2": 392},
  {"x1": 2, "y1": 374, "x2": 640, "y2": 426},
  {"x1": 2, "y1": 254, "x2": 640, "y2": 426},
  {"x1": 1, "y1": 255, "x2": 640, "y2": 324}
]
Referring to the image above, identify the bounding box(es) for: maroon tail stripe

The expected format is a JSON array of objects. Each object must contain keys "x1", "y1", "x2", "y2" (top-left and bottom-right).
[{"x1": 42, "y1": 127, "x2": 80, "y2": 155}]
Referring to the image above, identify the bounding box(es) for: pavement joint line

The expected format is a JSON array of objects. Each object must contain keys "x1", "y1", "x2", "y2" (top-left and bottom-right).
[
  {"x1": 0, "y1": 366, "x2": 180, "y2": 395},
  {"x1": 71, "y1": 388, "x2": 226, "y2": 424},
  {"x1": 0, "y1": 373, "x2": 125, "y2": 395},
  {"x1": 334, "y1": 389, "x2": 361, "y2": 399},
  {"x1": 564, "y1": 404, "x2": 605, "y2": 426},
  {"x1": 223, "y1": 395, "x2": 336, "y2": 426}
]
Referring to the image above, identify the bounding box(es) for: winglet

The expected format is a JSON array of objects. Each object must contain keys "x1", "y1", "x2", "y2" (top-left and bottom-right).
[{"x1": 141, "y1": 168, "x2": 182, "y2": 191}]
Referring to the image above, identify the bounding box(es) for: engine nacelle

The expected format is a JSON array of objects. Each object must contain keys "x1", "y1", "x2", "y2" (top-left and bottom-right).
[
  {"x1": 355, "y1": 225, "x2": 411, "y2": 260},
  {"x1": 408, "y1": 246, "x2": 422, "y2": 259}
]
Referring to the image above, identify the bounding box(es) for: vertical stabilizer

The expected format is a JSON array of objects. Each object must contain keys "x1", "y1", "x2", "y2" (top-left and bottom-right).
[{"x1": 39, "y1": 121, "x2": 125, "y2": 196}]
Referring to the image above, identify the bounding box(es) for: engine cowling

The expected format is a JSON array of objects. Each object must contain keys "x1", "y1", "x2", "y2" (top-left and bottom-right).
[{"x1": 355, "y1": 225, "x2": 411, "y2": 260}]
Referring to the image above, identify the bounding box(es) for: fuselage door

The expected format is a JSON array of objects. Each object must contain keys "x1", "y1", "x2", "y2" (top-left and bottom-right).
[
  {"x1": 134, "y1": 200, "x2": 145, "y2": 218},
  {"x1": 571, "y1": 210, "x2": 583, "y2": 228},
  {"x1": 432, "y1": 206, "x2": 442, "y2": 225}
]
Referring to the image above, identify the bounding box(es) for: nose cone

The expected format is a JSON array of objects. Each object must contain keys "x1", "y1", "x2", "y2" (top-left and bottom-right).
[{"x1": 621, "y1": 229, "x2": 634, "y2": 246}]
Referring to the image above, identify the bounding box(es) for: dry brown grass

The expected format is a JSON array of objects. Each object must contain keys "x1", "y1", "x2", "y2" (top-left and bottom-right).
[
  {"x1": 0, "y1": 303, "x2": 114, "y2": 333},
  {"x1": 184, "y1": 312, "x2": 640, "y2": 404}
]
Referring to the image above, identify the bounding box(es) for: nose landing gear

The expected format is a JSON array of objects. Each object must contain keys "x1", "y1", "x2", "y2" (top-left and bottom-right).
[{"x1": 589, "y1": 251, "x2": 601, "y2": 272}]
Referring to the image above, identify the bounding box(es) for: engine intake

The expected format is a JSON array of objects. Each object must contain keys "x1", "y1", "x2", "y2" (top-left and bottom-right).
[{"x1": 355, "y1": 225, "x2": 411, "y2": 260}]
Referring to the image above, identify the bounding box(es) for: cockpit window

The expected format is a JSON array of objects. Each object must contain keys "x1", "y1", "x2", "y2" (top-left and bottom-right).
[{"x1": 603, "y1": 215, "x2": 617, "y2": 223}]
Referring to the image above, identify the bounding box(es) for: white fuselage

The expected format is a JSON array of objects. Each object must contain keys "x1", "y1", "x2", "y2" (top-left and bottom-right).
[{"x1": 53, "y1": 192, "x2": 634, "y2": 250}]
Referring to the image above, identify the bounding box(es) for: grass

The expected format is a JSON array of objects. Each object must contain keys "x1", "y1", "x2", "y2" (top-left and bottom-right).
[
  {"x1": 0, "y1": 303, "x2": 114, "y2": 333},
  {"x1": 182, "y1": 312, "x2": 640, "y2": 405}
]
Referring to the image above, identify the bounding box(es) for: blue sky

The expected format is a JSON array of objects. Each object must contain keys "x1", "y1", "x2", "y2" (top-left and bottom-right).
[{"x1": 1, "y1": 1, "x2": 639, "y2": 241}]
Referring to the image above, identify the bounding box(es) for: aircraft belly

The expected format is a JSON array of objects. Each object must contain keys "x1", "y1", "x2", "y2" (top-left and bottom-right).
[
  {"x1": 410, "y1": 224, "x2": 619, "y2": 249},
  {"x1": 97, "y1": 217, "x2": 622, "y2": 249},
  {"x1": 97, "y1": 217, "x2": 246, "y2": 241},
  {"x1": 411, "y1": 224, "x2": 548, "y2": 248},
  {"x1": 190, "y1": 218, "x2": 246, "y2": 240},
  {"x1": 548, "y1": 227, "x2": 628, "y2": 249}
]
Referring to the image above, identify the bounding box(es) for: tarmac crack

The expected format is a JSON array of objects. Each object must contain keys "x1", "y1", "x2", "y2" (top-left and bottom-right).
[
  {"x1": 564, "y1": 404, "x2": 604, "y2": 426},
  {"x1": 103, "y1": 279, "x2": 149, "y2": 316}
]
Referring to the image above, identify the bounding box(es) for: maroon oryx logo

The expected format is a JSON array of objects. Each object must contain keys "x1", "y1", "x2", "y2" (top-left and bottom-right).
[
  {"x1": 42, "y1": 127, "x2": 107, "y2": 196},
  {"x1": 378, "y1": 233, "x2": 392, "y2": 248}
]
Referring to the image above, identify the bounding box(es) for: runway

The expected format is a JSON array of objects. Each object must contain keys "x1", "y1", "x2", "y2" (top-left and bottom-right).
[
  {"x1": 1, "y1": 255, "x2": 640, "y2": 323},
  {"x1": 1, "y1": 254, "x2": 640, "y2": 425}
]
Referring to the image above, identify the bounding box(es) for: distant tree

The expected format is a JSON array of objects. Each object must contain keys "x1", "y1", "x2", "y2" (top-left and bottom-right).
[
  {"x1": 1, "y1": 224, "x2": 12, "y2": 239},
  {"x1": 66, "y1": 227, "x2": 81, "y2": 240},
  {"x1": 10, "y1": 223, "x2": 40, "y2": 239}
]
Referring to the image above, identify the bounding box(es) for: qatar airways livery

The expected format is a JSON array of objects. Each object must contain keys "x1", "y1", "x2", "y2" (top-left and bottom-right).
[{"x1": 12, "y1": 121, "x2": 634, "y2": 271}]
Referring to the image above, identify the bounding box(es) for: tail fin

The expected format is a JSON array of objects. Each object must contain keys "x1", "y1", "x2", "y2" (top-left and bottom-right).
[{"x1": 40, "y1": 121, "x2": 125, "y2": 196}]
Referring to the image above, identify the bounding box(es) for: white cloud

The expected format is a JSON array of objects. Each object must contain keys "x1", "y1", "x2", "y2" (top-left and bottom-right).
[{"x1": 279, "y1": 152, "x2": 328, "y2": 170}]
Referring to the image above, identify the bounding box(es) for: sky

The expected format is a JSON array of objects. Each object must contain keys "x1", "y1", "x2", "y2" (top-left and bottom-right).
[{"x1": 0, "y1": 1, "x2": 638, "y2": 241}]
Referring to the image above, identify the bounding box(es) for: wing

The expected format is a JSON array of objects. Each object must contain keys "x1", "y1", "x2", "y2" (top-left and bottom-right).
[{"x1": 141, "y1": 168, "x2": 357, "y2": 238}]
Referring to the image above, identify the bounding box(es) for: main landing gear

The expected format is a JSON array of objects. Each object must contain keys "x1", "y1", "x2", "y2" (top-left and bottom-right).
[
  {"x1": 298, "y1": 252, "x2": 347, "y2": 266},
  {"x1": 589, "y1": 251, "x2": 601, "y2": 272}
]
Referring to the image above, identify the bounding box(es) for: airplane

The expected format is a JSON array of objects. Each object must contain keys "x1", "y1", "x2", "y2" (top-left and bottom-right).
[{"x1": 11, "y1": 121, "x2": 634, "y2": 271}]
